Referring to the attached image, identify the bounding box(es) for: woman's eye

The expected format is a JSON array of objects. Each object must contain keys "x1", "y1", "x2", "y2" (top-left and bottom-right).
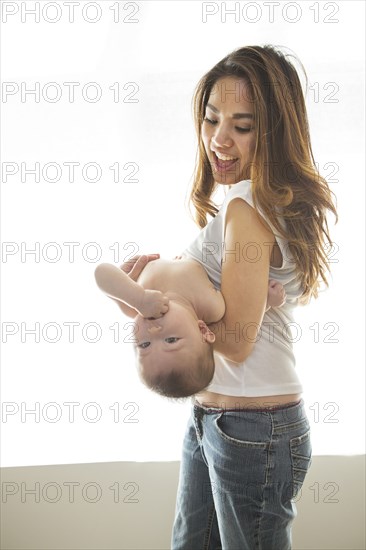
[
  {"x1": 204, "y1": 117, "x2": 252, "y2": 133},
  {"x1": 203, "y1": 117, "x2": 217, "y2": 125},
  {"x1": 137, "y1": 342, "x2": 150, "y2": 349},
  {"x1": 165, "y1": 337, "x2": 180, "y2": 344}
]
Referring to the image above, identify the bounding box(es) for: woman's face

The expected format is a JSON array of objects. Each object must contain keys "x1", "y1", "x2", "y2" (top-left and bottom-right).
[{"x1": 201, "y1": 76, "x2": 256, "y2": 185}]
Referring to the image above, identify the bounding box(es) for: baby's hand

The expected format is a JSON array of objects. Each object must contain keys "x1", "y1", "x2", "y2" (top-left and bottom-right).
[
  {"x1": 267, "y1": 280, "x2": 287, "y2": 309},
  {"x1": 138, "y1": 290, "x2": 169, "y2": 319}
]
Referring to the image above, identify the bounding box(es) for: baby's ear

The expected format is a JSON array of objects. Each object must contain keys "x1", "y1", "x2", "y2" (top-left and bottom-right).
[{"x1": 197, "y1": 320, "x2": 216, "y2": 343}]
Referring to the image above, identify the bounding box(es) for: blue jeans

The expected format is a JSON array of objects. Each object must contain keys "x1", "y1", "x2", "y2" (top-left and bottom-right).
[{"x1": 171, "y1": 399, "x2": 312, "y2": 550}]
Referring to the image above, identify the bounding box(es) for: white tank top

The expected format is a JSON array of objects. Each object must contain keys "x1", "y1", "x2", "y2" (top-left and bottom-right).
[{"x1": 182, "y1": 179, "x2": 304, "y2": 397}]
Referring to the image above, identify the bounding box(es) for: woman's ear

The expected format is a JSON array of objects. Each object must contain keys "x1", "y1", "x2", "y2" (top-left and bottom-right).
[{"x1": 197, "y1": 320, "x2": 216, "y2": 343}]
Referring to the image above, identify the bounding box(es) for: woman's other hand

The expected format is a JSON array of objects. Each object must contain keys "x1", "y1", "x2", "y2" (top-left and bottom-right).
[
  {"x1": 267, "y1": 279, "x2": 287, "y2": 309},
  {"x1": 120, "y1": 254, "x2": 160, "y2": 281}
]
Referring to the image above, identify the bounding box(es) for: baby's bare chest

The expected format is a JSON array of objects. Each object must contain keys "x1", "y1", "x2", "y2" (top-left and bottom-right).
[{"x1": 137, "y1": 258, "x2": 208, "y2": 291}]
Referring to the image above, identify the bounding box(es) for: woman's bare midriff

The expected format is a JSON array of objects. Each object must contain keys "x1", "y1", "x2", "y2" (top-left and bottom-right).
[{"x1": 195, "y1": 390, "x2": 302, "y2": 409}]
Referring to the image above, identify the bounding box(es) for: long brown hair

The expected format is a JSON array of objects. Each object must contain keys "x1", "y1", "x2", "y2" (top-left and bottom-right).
[{"x1": 189, "y1": 45, "x2": 338, "y2": 303}]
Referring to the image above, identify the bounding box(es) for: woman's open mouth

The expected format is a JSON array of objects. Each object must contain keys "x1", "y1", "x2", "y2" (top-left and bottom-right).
[{"x1": 212, "y1": 151, "x2": 239, "y2": 172}]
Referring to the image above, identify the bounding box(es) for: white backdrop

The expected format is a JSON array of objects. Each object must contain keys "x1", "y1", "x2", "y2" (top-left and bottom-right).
[{"x1": 1, "y1": 0, "x2": 365, "y2": 466}]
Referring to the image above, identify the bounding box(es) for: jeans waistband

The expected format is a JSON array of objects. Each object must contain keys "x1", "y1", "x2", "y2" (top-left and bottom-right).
[
  {"x1": 193, "y1": 398, "x2": 303, "y2": 415},
  {"x1": 192, "y1": 399, "x2": 308, "y2": 429}
]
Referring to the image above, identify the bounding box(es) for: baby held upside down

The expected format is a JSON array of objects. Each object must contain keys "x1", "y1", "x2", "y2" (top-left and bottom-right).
[{"x1": 94, "y1": 254, "x2": 286, "y2": 400}]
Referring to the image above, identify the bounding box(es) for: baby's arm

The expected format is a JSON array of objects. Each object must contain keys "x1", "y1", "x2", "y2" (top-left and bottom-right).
[
  {"x1": 266, "y1": 280, "x2": 286, "y2": 311},
  {"x1": 108, "y1": 254, "x2": 159, "y2": 318},
  {"x1": 109, "y1": 297, "x2": 138, "y2": 319},
  {"x1": 94, "y1": 263, "x2": 169, "y2": 319}
]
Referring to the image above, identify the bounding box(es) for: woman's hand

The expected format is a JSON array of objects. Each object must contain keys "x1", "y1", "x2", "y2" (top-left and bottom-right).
[
  {"x1": 266, "y1": 280, "x2": 287, "y2": 309},
  {"x1": 120, "y1": 254, "x2": 160, "y2": 280}
]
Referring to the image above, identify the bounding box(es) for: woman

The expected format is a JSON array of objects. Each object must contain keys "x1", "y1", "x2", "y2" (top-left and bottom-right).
[{"x1": 169, "y1": 45, "x2": 338, "y2": 549}]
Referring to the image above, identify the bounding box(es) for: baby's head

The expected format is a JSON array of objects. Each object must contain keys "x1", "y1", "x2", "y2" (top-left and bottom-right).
[{"x1": 133, "y1": 301, "x2": 216, "y2": 399}]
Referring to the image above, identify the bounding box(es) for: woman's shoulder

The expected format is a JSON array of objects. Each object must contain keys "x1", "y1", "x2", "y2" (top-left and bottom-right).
[
  {"x1": 221, "y1": 179, "x2": 271, "y2": 230},
  {"x1": 222, "y1": 179, "x2": 297, "y2": 270},
  {"x1": 222, "y1": 179, "x2": 253, "y2": 207},
  {"x1": 224, "y1": 179, "x2": 286, "y2": 232}
]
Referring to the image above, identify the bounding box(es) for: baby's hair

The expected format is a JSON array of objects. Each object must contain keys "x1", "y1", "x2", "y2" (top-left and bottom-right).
[{"x1": 137, "y1": 345, "x2": 215, "y2": 399}]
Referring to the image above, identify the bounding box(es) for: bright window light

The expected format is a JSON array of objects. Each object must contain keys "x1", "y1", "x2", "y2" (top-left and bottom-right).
[{"x1": 1, "y1": 1, "x2": 364, "y2": 466}]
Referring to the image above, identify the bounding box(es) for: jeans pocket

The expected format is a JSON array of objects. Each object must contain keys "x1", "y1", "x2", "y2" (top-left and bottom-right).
[
  {"x1": 290, "y1": 429, "x2": 312, "y2": 499},
  {"x1": 214, "y1": 411, "x2": 269, "y2": 449}
]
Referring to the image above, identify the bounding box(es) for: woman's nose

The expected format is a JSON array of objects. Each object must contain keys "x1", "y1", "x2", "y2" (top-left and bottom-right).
[{"x1": 212, "y1": 129, "x2": 233, "y2": 148}]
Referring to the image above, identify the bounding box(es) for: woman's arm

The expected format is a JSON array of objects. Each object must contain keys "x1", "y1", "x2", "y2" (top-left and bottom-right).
[{"x1": 209, "y1": 198, "x2": 276, "y2": 363}]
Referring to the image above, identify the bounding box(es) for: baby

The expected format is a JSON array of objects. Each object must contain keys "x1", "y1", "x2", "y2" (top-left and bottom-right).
[{"x1": 94, "y1": 255, "x2": 285, "y2": 399}]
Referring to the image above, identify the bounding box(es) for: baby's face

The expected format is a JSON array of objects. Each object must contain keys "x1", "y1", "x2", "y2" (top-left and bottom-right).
[{"x1": 133, "y1": 301, "x2": 208, "y2": 374}]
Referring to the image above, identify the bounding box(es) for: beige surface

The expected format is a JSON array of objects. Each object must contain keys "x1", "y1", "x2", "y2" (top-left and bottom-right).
[{"x1": 1, "y1": 455, "x2": 365, "y2": 549}]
